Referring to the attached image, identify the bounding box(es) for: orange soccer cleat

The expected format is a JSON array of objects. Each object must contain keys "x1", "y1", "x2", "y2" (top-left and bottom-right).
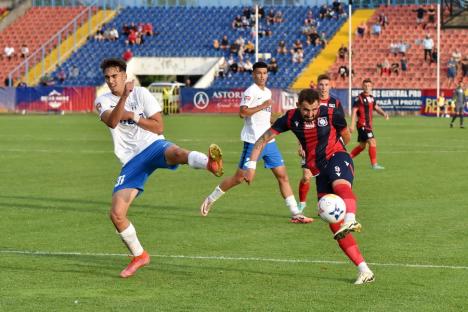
[
  {"x1": 120, "y1": 250, "x2": 150, "y2": 278},
  {"x1": 207, "y1": 144, "x2": 224, "y2": 177},
  {"x1": 290, "y1": 214, "x2": 314, "y2": 224}
]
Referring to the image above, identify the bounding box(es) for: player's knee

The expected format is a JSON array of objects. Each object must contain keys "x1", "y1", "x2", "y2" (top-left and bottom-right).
[
  {"x1": 110, "y1": 209, "x2": 125, "y2": 225},
  {"x1": 277, "y1": 174, "x2": 289, "y2": 184}
]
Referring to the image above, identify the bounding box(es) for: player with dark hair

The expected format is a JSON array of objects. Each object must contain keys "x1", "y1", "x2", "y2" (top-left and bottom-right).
[
  {"x1": 298, "y1": 74, "x2": 337, "y2": 212},
  {"x1": 200, "y1": 61, "x2": 312, "y2": 223},
  {"x1": 244, "y1": 88, "x2": 375, "y2": 285},
  {"x1": 349, "y1": 78, "x2": 389, "y2": 169},
  {"x1": 95, "y1": 58, "x2": 224, "y2": 278}
]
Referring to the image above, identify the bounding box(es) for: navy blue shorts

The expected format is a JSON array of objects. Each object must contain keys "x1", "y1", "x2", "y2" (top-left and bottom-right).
[
  {"x1": 113, "y1": 140, "x2": 179, "y2": 195},
  {"x1": 315, "y1": 152, "x2": 354, "y2": 196},
  {"x1": 357, "y1": 127, "x2": 375, "y2": 142},
  {"x1": 238, "y1": 141, "x2": 284, "y2": 170}
]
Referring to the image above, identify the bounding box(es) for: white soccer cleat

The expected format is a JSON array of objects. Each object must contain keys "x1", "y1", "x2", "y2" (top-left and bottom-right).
[
  {"x1": 200, "y1": 197, "x2": 215, "y2": 216},
  {"x1": 354, "y1": 271, "x2": 375, "y2": 285},
  {"x1": 333, "y1": 220, "x2": 362, "y2": 240}
]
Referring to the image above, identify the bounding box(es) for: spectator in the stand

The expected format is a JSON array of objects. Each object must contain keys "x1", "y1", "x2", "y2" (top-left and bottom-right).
[
  {"x1": 57, "y1": 69, "x2": 66, "y2": 83},
  {"x1": 266, "y1": 9, "x2": 275, "y2": 24},
  {"x1": 243, "y1": 58, "x2": 253, "y2": 73},
  {"x1": 422, "y1": 34, "x2": 434, "y2": 63},
  {"x1": 70, "y1": 65, "x2": 79, "y2": 78},
  {"x1": 319, "y1": 4, "x2": 330, "y2": 19},
  {"x1": 462, "y1": 56, "x2": 468, "y2": 77},
  {"x1": 399, "y1": 41, "x2": 409, "y2": 56},
  {"x1": 20, "y1": 44, "x2": 29, "y2": 59},
  {"x1": 135, "y1": 32, "x2": 144, "y2": 45},
  {"x1": 17, "y1": 80, "x2": 27, "y2": 88},
  {"x1": 4, "y1": 45, "x2": 15, "y2": 60},
  {"x1": 426, "y1": 5, "x2": 436, "y2": 29},
  {"x1": 390, "y1": 62, "x2": 400, "y2": 76},
  {"x1": 184, "y1": 78, "x2": 192, "y2": 87},
  {"x1": 371, "y1": 20, "x2": 381, "y2": 36},
  {"x1": 356, "y1": 22, "x2": 367, "y2": 37},
  {"x1": 220, "y1": 35, "x2": 229, "y2": 50},
  {"x1": 319, "y1": 31, "x2": 327, "y2": 47},
  {"x1": 452, "y1": 49, "x2": 462, "y2": 66},
  {"x1": 122, "y1": 23, "x2": 130, "y2": 35},
  {"x1": 277, "y1": 40, "x2": 287, "y2": 55},
  {"x1": 274, "y1": 10, "x2": 283, "y2": 23},
  {"x1": 244, "y1": 41, "x2": 255, "y2": 54},
  {"x1": 332, "y1": 0, "x2": 341, "y2": 17},
  {"x1": 109, "y1": 27, "x2": 119, "y2": 41},
  {"x1": 414, "y1": 6, "x2": 427, "y2": 29},
  {"x1": 218, "y1": 58, "x2": 230, "y2": 78},
  {"x1": 430, "y1": 48, "x2": 438, "y2": 65},
  {"x1": 232, "y1": 15, "x2": 243, "y2": 30},
  {"x1": 268, "y1": 58, "x2": 278, "y2": 73},
  {"x1": 389, "y1": 41, "x2": 399, "y2": 56},
  {"x1": 447, "y1": 57, "x2": 457, "y2": 85},
  {"x1": 292, "y1": 50, "x2": 304, "y2": 63},
  {"x1": 213, "y1": 39, "x2": 220, "y2": 50},
  {"x1": 143, "y1": 23, "x2": 153, "y2": 36},
  {"x1": 378, "y1": 13, "x2": 389, "y2": 27},
  {"x1": 228, "y1": 55, "x2": 239, "y2": 73},
  {"x1": 338, "y1": 64, "x2": 349, "y2": 80},
  {"x1": 94, "y1": 27, "x2": 105, "y2": 41},
  {"x1": 380, "y1": 58, "x2": 390, "y2": 76},
  {"x1": 400, "y1": 57, "x2": 408, "y2": 73},
  {"x1": 243, "y1": 7, "x2": 251, "y2": 20},
  {"x1": 128, "y1": 30, "x2": 137, "y2": 45},
  {"x1": 122, "y1": 48, "x2": 133, "y2": 62},
  {"x1": 307, "y1": 28, "x2": 320, "y2": 46},
  {"x1": 338, "y1": 43, "x2": 348, "y2": 61},
  {"x1": 241, "y1": 16, "x2": 250, "y2": 28}
]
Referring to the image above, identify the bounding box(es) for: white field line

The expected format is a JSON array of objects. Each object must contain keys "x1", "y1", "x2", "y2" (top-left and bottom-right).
[
  {"x1": 0, "y1": 148, "x2": 467, "y2": 155},
  {"x1": 1, "y1": 249, "x2": 467, "y2": 270}
]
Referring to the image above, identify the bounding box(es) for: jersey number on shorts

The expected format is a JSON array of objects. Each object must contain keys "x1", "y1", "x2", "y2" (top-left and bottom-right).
[{"x1": 115, "y1": 175, "x2": 126, "y2": 187}]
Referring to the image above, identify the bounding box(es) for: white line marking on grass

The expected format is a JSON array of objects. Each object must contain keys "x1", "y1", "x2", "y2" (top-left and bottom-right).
[
  {"x1": 1, "y1": 148, "x2": 467, "y2": 155},
  {"x1": 1, "y1": 249, "x2": 467, "y2": 270}
]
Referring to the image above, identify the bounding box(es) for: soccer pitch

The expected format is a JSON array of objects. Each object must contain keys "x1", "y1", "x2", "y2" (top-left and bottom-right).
[{"x1": 0, "y1": 114, "x2": 467, "y2": 311}]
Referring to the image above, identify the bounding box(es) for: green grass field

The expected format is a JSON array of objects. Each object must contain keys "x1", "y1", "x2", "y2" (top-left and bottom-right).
[{"x1": 0, "y1": 114, "x2": 467, "y2": 311}]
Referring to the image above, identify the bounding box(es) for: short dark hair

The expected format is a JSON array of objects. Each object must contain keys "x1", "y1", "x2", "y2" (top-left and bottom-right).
[
  {"x1": 298, "y1": 89, "x2": 319, "y2": 105},
  {"x1": 317, "y1": 74, "x2": 331, "y2": 83},
  {"x1": 362, "y1": 78, "x2": 372, "y2": 84},
  {"x1": 253, "y1": 61, "x2": 268, "y2": 71},
  {"x1": 100, "y1": 58, "x2": 127, "y2": 73}
]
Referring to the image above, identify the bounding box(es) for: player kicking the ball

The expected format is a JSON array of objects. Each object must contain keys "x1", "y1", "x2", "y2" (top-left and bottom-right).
[
  {"x1": 244, "y1": 89, "x2": 374, "y2": 285},
  {"x1": 200, "y1": 61, "x2": 312, "y2": 224},
  {"x1": 95, "y1": 58, "x2": 223, "y2": 278}
]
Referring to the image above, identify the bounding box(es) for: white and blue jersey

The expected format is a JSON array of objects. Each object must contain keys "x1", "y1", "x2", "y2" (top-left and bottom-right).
[
  {"x1": 238, "y1": 141, "x2": 284, "y2": 170},
  {"x1": 94, "y1": 86, "x2": 178, "y2": 194}
]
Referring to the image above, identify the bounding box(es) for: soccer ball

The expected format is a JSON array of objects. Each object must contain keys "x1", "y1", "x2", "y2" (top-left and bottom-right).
[{"x1": 317, "y1": 194, "x2": 346, "y2": 224}]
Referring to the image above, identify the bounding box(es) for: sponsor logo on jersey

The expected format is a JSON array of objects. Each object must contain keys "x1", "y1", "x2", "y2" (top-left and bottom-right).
[
  {"x1": 317, "y1": 117, "x2": 328, "y2": 127},
  {"x1": 304, "y1": 121, "x2": 315, "y2": 129}
]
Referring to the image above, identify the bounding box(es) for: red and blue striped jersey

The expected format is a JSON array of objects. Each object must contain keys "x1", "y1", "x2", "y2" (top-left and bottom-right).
[
  {"x1": 271, "y1": 97, "x2": 347, "y2": 176},
  {"x1": 353, "y1": 92, "x2": 375, "y2": 130}
]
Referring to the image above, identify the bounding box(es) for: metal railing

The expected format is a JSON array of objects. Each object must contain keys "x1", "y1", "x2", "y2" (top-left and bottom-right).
[{"x1": 7, "y1": 1, "x2": 114, "y2": 86}]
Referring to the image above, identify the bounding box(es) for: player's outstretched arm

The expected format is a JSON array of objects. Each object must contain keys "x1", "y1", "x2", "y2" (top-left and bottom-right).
[
  {"x1": 349, "y1": 107, "x2": 358, "y2": 133},
  {"x1": 340, "y1": 127, "x2": 351, "y2": 145},
  {"x1": 375, "y1": 105, "x2": 389, "y2": 120},
  {"x1": 239, "y1": 99, "x2": 272, "y2": 118},
  {"x1": 244, "y1": 129, "x2": 277, "y2": 184}
]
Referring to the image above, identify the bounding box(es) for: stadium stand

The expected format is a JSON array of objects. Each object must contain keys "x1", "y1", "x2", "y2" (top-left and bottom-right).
[
  {"x1": 330, "y1": 5, "x2": 468, "y2": 89},
  {"x1": 51, "y1": 6, "x2": 346, "y2": 88},
  {"x1": 0, "y1": 6, "x2": 89, "y2": 86}
]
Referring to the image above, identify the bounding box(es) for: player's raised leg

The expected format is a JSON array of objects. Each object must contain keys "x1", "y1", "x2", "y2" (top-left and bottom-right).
[
  {"x1": 331, "y1": 181, "x2": 362, "y2": 240},
  {"x1": 111, "y1": 188, "x2": 150, "y2": 278},
  {"x1": 164, "y1": 143, "x2": 224, "y2": 176}
]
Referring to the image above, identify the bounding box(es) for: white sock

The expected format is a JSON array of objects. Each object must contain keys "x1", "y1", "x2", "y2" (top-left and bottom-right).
[
  {"x1": 344, "y1": 212, "x2": 356, "y2": 224},
  {"x1": 188, "y1": 151, "x2": 208, "y2": 169},
  {"x1": 299, "y1": 201, "x2": 307, "y2": 208},
  {"x1": 285, "y1": 195, "x2": 300, "y2": 215},
  {"x1": 358, "y1": 261, "x2": 372, "y2": 273},
  {"x1": 119, "y1": 223, "x2": 144, "y2": 256},
  {"x1": 208, "y1": 185, "x2": 225, "y2": 202}
]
